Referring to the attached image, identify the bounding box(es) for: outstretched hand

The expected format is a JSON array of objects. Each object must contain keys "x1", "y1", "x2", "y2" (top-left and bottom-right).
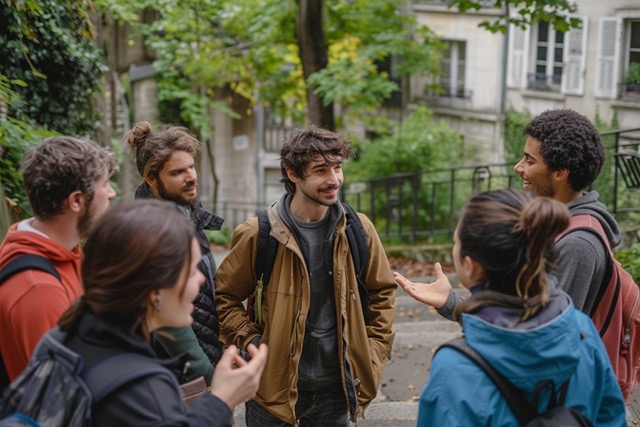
[
  {"x1": 210, "y1": 343, "x2": 268, "y2": 409},
  {"x1": 393, "y1": 262, "x2": 452, "y2": 309}
]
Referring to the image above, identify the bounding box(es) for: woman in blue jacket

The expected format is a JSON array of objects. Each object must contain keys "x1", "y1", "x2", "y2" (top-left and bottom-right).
[
  {"x1": 58, "y1": 199, "x2": 268, "y2": 426},
  {"x1": 394, "y1": 189, "x2": 625, "y2": 426}
]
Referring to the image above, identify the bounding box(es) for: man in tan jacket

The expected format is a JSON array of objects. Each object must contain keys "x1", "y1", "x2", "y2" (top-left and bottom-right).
[{"x1": 216, "y1": 125, "x2": 396, "y2": 426}]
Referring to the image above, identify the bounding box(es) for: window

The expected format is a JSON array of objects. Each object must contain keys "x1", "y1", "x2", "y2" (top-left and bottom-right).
[
  {"x1": 595, "y1": 18, "x2": 640, "y2": 99},
  {"x1": 377, "y1": 55, "x2": 403, "y2": 107},
  {"x1": 439, "y1": 41, "x2": 467, "y2": 98},
  {"x1": 508, "y1": 16, "x2": 587, "y2": 95},
  {"x1": 530, "y1": 22, "x2": 565, "y2": 91},
  {"x1": 624, "y1": 21, "x2": 640, "y2": 95}
]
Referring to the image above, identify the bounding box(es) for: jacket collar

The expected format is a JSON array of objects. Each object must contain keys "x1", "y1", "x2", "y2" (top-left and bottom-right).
[{"x1": 134, "y1": 183, "x2": 223, "y2": 232}]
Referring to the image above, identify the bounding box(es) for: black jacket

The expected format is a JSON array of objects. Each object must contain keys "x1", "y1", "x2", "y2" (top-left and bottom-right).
[
  {"x1": 65, "y1": 311, "x2": 232, "y2": 427},
  {"x1": 134, "y1": 184, "x2": 224, "y2": 366}
]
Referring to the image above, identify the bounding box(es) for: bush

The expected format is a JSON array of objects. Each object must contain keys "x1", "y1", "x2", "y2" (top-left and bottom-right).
[
  {"x1": 616, "y1": 243, "x2": 640, "y2": 284},
  {"x1": 206, "y1": 226, "x2": 233, "y2": 248}
]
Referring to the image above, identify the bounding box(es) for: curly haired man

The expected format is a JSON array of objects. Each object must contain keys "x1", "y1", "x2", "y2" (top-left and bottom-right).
[{"x1": 513, "y1": 109, "x2": 620, "y2": 313}]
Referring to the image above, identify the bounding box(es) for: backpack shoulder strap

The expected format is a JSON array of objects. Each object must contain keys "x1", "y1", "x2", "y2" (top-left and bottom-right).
[
  {"x1": 0, "y1": 254, "x2": 61, "y2": 284},
  {"x1": 438, "y1": 337, "x2": 530, "y2": 425},
  {"x1": 342, "y1": 203, "x2": 371, "y2": 322},
  {"x1": 556, "y1": 214, "x2": 612, "y2": 251},
  {"x1": 0, "y1": 255, "x2": 61, "y2": 391},
  {"x1": 85, "y1": 353, "x2": 172, "y2": 403},
  {"x1": 556, "y1": 214, "x2": 619, "y2": 328},
  {"x1": 342, "y1": 203, "x2": 369, "y2": 276},
  {"x1": 254, "y1": 209, "x2": 279, "y2": 289}
]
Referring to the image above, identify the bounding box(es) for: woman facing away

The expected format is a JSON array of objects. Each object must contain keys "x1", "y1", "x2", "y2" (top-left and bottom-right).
[
  {"x1": 394, "y1": 189, "x2": 625, "y2": 426},
  {"x1": 58, "y1": 199, "x2": 268, "y2": 426}
]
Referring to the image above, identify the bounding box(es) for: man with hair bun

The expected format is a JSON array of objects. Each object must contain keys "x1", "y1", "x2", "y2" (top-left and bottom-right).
[
  {"x1": 125, "y1": 121, "x2": 224, "y2": 385},
  {"x1": 0, "y1": 136, "x2": 117, "y2": 386}
]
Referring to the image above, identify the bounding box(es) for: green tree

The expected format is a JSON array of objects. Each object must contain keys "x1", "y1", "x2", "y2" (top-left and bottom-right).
[
  {"x1": 447, "y1": 0, "x2": 580, "y2": 33},
  {"x1": 98, "y1": 0, "x2": 443, "y2": 132},
  {"x1": 1, "y1": 0, "x2": 105, "y2": 134},
  {"x1": 503, "y1": 108, "x2": 532, "y2": 165},
  {"x1": 346, "y1": 106, "x2": 462, "y2": 180},
  {"x1": 1, "y1": 0, "x2": 105, "y2": 215}
]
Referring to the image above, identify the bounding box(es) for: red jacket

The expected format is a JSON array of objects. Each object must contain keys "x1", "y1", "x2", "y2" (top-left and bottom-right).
[{"x1": 0, "y1": 221, "x2": 82, "y2": 380}]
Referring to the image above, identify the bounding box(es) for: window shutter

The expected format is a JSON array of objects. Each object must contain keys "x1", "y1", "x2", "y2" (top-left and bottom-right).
[
  {"x1": 507, "y1": 24, "x2": 529, "y2": 89},
  {"x1": 561, "y1": 15, "x2": 588, "y2": 95},
  {"x1": 594, "y1": 17, "x2": 622, "y2": 98}
]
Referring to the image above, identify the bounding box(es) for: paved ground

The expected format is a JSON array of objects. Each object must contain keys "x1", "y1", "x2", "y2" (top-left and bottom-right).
[{"x1": 212, "y1": 249, "x2": 639, "y2": 426}]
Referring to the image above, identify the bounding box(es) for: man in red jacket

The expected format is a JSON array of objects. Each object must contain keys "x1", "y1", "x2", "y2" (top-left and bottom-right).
[{"x1": 0, "y1": 136, "x2": 117, "y2": 386}]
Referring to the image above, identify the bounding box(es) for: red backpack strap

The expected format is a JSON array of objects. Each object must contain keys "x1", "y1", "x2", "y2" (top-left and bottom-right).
[
  {"x1": 555, "y1": 214, "x2": 618, "y2": 321},
  {"x1": 556, "y1": 214, "x2": 612, "y2": 251}
]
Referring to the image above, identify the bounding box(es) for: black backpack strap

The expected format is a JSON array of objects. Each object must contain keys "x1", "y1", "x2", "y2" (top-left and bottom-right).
[
  {"x1": 255, "y1": 209, "x2": 279, "y2": 289},
  {"x1": 0, "y1": 254, "x2": 61, "y2": 283},
  {"x1": 438, "y1": 337, "x2": 531, "y2": 425},
  {"x1": 85, "y1": 353, "x2": 172, "y2": 403},
  {"x1": 0, "y1": 254, "x2": 61, "y2": 392},
  {"x1": 342, "y1": 203, "x2": 369, "y2": 276},
  {"x1": 342, "y1": 203, "x2": 371, "y2": 322}
]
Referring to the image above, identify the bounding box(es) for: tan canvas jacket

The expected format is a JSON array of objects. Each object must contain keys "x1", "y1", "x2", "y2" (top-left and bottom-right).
[{"x1": 216, "y1": 204, "x2": 396, "y2": 424}]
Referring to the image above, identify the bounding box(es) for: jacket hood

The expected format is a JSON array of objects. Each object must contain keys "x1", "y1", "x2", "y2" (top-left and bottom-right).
[
  {"x1": 568, "y1": 191, "x2": 621, "y2": 248},
  {"x1": 461, "y1": 293, "x2": 582, "y2": 393},
  {"x1": 274, "y1": 192, "x2": 344, "y2": 235},
  {"x1": 0, "y1": 222, "x2": 81, "y2": 266}
]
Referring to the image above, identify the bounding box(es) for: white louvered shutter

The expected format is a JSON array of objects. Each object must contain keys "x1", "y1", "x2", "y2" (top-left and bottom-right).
[
  {"x1": 507, "y1": 24, "x2": 530, "y2": 89},
  {"x1": 561, "y1": 15, "x2": 588, "y2": 95},
  {"x1": 594, "y1": 17, "x2": 622, "y2": 98}
]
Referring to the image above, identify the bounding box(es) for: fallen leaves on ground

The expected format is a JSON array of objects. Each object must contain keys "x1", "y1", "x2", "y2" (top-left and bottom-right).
[{"x1": 388, "y1": 256, "x2": 455, "y2": 278}]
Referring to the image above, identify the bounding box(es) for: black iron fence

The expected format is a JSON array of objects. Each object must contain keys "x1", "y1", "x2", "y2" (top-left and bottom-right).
[{"x1": 213, "y1": 127, "x2": 640, "y2": 244}]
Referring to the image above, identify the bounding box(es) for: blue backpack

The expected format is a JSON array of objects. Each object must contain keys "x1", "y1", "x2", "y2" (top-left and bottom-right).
[{"x1": 0, "y1": 328, "x2": 166, "y2": 427}]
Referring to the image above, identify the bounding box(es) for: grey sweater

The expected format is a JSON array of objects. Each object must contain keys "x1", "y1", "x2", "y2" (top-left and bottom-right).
[{"x1": 438, "y1": 191, "x2": 622, "y2": 319}]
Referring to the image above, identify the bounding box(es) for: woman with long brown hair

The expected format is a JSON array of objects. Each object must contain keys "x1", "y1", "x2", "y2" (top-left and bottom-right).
[{"x1": 58, "y1": 199, "x2": 267, "y2": 426}]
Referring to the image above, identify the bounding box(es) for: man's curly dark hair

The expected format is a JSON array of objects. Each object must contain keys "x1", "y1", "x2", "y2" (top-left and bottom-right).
[{"x1": 523, "y1": 109, "x2": 604, "y2": 191}]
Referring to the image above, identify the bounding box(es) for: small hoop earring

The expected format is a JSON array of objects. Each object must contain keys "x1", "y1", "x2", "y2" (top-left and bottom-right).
[{"x1": 154, "y1": 295, "x2": 163, "y2": 311}]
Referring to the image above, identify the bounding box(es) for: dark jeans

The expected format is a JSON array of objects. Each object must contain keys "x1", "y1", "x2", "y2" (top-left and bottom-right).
[{"x1": 245, "y1": 383, "x2": 349, "y2": 427}]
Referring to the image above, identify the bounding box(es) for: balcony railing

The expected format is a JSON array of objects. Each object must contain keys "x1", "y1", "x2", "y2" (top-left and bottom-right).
[{"x1": 619, "y1": 82, "x2": 640, "y2": 100}]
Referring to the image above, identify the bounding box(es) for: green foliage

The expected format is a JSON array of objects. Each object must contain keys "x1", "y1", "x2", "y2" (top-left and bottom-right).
[
  {"x1": 206, "y1": 226, "x2": 233, "y2": 247},
  {"x1": 344, "y1": 105, "x2": 463, "y2": 234},
  {"x1": 616, "y1": 243, "x2": 640, "y2": 284},
  {"x1": 309, "y1": 0, "x2": 443, "y2": 111},
  {"x1": 0, "y1": 0, "x2": 106, "y2": 135},
  {"x1": 98, "y1": 0, "x2": 443, "y2": 127},
  {"x1": 503, "y1": 108, "x2": 532, "y2": 165},
  {"x1": 346, "y1": 106, "x2": 463, "y2": 180},
  {"x1": 447, "y1": 0, "x2": 579, "y2": 34},
  {"x1": 592, "y1": 109, "x2": 619, "y2": 208},
  {"x1": 0, "y1": 114, "x2": 58, "y2": 217},
  {"x1": 0, "y1": 0, "x2": 102, "y2": 216},
  {"x1": 0, "y1": 179, "x2": 15, "y2": 238},
  {"x1": 625, "y1": 62, "x2": 640, "y2": 84},
  {"x1": 0, "y1": 74, "x2": 59, "y2": 217}
]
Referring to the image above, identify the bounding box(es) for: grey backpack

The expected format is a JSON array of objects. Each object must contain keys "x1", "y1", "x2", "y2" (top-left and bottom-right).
[{"x1": 0, "y1": 328, "x2": 165, "y2": 427}]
